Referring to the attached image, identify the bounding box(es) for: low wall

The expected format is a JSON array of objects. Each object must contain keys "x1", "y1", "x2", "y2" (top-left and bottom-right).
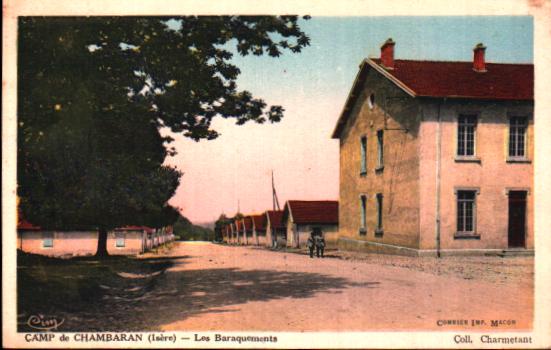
[
  {"x1": 337, "y1": 236, "x2": 419, "y2": 256},
  {"x1": 337, "y1": 237, "x2": 527, "y2": 256},
  {"x1": 18, "y1": 229, "x2": 156, "y2": 257}
]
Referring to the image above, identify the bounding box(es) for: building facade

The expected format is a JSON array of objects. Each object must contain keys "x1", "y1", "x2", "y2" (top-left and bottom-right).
[
  {"x1": 333, "y1": 39, "x2": 533, "y2": 256},
  {"x1": 265, "y1": 210, "x2": 285, "y2": 248},
  {"x1": 282, "y1": 200, "x2": 339, "y2": 249},
  {"x1": 243, "y1": 216, "x2": 254, "y2": 245},
  {"x1": 17, "y1": 213, "x2": 174, "y2": 257},
  {"x1": 250, "y1": 214, "x2": 267, "y2": 246}
]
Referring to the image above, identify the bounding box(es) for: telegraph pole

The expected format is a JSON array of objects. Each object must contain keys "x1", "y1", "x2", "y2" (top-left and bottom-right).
[{"x1": 272, "y1": 170, "x2": 281, "y2": 211}]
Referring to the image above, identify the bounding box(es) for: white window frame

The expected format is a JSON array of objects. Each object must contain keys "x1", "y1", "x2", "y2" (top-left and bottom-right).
[
  {"x1": 508, "y1": 116, "x2": 528, "y2": 160},
  {"x1": 454, "y1": 188, "x2": 481, "y2": 238},
  {"x1": 456, "y1": 114, "x2": 478, "y2": 158}
]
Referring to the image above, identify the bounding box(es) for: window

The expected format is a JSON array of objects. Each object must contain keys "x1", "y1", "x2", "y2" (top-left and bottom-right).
[
  {"x1": 375, "y1": 193, "x2": 383, "y2": 235},
  {"x1": 509, "y1": 116, "x2": 527, "y2": 158},
  {"x1": 360, "y1": 136, "x2": 367, "y2": 174},
  {"x1": 457, "y1": 115, "x2": 477, "y2": 156},
  {"x1": 360, "y1": 195, "x2": 367, "y2": 234},
  {"x1": 368, "y1": 94, "x2": 375, "y2": 109},
  {"x1": 376, "y1": 130, "x2": 384, "y2": 170},
  {"x1": 456, "y1": 190, "x2": 477, "y2": 234},
  {"x1": 42, "y1": 232, "x2": 54, "y2": 248},
  {"x1": 115, "y1": 232, "x2": 125, "y2": 247}
]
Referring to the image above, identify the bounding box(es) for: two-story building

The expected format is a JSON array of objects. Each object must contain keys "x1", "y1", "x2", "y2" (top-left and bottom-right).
[{"x1": 333, "y1": 39, "x2": 533, "y2": 256}]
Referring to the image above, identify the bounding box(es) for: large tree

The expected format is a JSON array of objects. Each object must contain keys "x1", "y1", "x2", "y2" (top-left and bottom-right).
[{"x1": 18, "y1": 16, "x2": 310, "y2": 255}]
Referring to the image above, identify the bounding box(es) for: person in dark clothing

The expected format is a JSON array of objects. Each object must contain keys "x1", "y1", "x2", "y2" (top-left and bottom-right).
[
  {"x1": 315, "y1": 236, "x2": 325, "y2": 258},
  {"x1": 313, "y1": 228, "x2": 325, "y2": 258},
  {"x1": 307, "y1": 232, "x2": 315, "y2": 258}
]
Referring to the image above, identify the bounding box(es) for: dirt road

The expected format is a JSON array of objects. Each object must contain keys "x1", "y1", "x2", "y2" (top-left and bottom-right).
[{"x1": 139, "y1": 242, "x2": 532, "y2": 331}]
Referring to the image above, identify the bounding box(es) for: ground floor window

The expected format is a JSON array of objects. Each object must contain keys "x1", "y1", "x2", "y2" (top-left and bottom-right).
[
  {"x1": 359, "y1": 195, "x2": 367, "y2": 234},
  {"x1": 42, "y1": 232, "x2": 54, "y2": 248},
  {"x1": 375, "y1": 193, "x2": 383, "y2": 235},
  {"x1": 115, "y1": 232, "x2": 126, "y2": 247},
  {"x1": 456, "y1": 190, "x2": 477, "y2": 235}
]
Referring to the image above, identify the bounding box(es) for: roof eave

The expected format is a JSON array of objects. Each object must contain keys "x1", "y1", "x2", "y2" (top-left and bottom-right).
[
  {"x1": 331, "y1": 58, "x2": 417, "y2": 139},
  {"x1": 296, "y1": 221, "x2": 339, "y2": 225},
  {"x1": 417, "y1": 95, "x2": 534, "y2": 102},
  {"x1": 331, "y1": 59, "x2": 370, "y2": 139}
]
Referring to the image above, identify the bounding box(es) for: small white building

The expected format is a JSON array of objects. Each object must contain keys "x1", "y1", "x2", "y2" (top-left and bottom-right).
[{"x1": 282, "y1": 200, "x2": 339, "y2": 248}]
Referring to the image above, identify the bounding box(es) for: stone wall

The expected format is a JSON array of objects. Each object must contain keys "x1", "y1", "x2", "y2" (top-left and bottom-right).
[{"x1": 338, "y1": 67, "x2": 422, "y2": 250}]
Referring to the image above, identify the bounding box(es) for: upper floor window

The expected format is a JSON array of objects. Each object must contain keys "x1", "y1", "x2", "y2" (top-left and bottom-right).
[
  {"x1": 360, "y1": 136, "x2": 367, "y2": 174},
  {"x1": 457, "y1": 115, "x2": 477, "y2": 156},
  {"x1": 509, "y1": 116, "x2": 527, "y2": 158},
  {"x1": 368, "y1": 94, "x2": 375, "y2": 109},
  {"x1": 376, "y1": 130, "x2": 384, "y2": 170}
]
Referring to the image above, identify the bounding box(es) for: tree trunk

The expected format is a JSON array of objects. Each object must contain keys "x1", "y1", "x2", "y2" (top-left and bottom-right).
[{"x1": 95, "y1": 227, "x2": 109, "y2": 257}]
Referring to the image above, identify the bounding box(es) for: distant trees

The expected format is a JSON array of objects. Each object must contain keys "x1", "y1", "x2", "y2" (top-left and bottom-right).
[
  {"x1": 173, "y1": 216, "x2": 214, "y2": 241},
  {"x1": 214, "y1": 213, "x2": 245, "y2": 242},
  {"x1": 17, "y1": 16, "x2": 310, "y2": 256},
  {"x1": 214, "y1": 214, "x2": 231, "y2": 241}
]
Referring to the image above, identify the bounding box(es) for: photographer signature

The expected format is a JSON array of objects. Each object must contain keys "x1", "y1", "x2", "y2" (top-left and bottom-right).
[{"x1": 27, "y1": 314, "x2": 64, "y2": 331}]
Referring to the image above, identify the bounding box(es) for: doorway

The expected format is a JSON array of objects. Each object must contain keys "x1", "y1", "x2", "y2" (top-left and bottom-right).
[{"x1": 508, "y1": 191, "x2": 527, "y2": 248}]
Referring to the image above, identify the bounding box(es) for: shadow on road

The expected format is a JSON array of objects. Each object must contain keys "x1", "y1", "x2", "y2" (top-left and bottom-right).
[
  {"x1": 18, "y1": 250, "x2": 379, "y2": 332},
  {"x1": 105, "y1": 266, "x2": 379, "y2": 331}
]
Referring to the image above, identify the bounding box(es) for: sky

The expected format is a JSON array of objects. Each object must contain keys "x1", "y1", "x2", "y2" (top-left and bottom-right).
[{"x1": 164, "y1": 16, "x2": 533, "y2": 224}]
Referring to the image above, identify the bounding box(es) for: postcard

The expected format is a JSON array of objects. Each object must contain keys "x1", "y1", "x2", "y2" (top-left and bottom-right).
[{"x1": 3, "y1": 0, "x2": 551, "y2": 348}]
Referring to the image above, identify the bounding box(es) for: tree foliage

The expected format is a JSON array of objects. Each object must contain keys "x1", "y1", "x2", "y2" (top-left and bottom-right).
[
  {"x1": 17, "y1": 16, "x2": 310, "y2": 254},
  {"x1": 214, "y1": 214, "x2": 231, "y2": 242},
  {"x1": 173, "y1": 216, "x2": 214, "y2": 242}
]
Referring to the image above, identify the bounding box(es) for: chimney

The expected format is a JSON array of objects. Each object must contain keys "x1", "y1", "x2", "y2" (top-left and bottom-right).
[
  {"x1": 380, "y1": 38, "x2": 395, "y2": 69},
  {"x1": 473, "y1": 43, "x2": 487, "y2": 72}
]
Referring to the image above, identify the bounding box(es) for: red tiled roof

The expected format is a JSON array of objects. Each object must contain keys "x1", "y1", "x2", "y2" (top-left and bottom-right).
[
  {"x1": 115, "y1": 226, "x2": 154, "y2": 233},
  {"x1": 235, "y1": 219, "x2": 243, "y2": 231},
  {"x1": 333, "y1": 57, "x2": 533, "y2": 138},
  {"x1": 17, "y1": 209, "x2": 41, "y2": 231},
  {"x1": 243, "y1": 216, "x2": 253, "y2": 231},
  {"x1": 251, "y1": 214, "x2": 266, "y2": 231},
  {"x1": 18, "y1": 218, "x2": 41, "y2": 231},
  {"x1": 371, "y1": 58, "x2": 533, "y2": 101},
  {"x1": 285, "y1": 200, "x2": 339, "y2": 225},
  {"x1": 266, "y1": 210, "x2": 284, "y2": 229}
]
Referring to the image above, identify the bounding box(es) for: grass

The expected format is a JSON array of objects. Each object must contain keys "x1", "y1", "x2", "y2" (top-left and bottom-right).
[{"x1": 17, "y1": 250, "x2": 172, "y2": 332}]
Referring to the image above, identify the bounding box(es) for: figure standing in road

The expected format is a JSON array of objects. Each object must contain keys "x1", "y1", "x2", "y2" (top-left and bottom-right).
[
  {"x1": 314, "y1": 228, "x2": 325, "y2": 258},
  {"x1": 307, "y1": 232, "x2": 315, "y2": 258}
]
